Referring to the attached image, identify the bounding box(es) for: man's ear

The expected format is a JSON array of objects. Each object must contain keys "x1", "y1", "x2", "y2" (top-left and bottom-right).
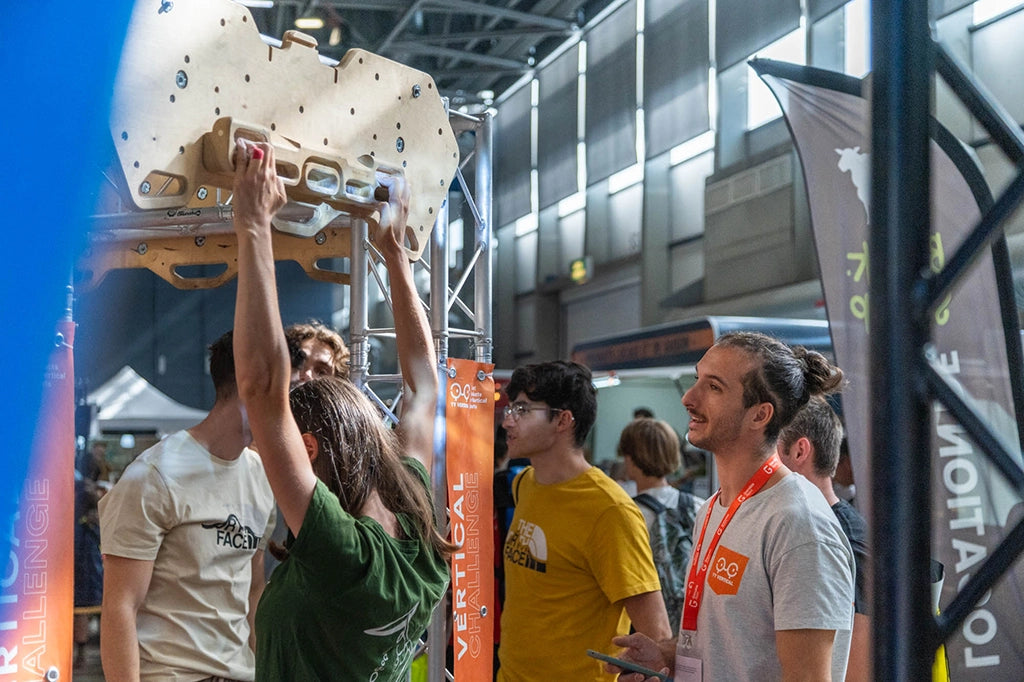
[
  {"x1": 793, "y1": 436, "x2": 813, "y2": 464},
  {"x1": 751, "y1": 402, "x2": 774, "y2": 429},
  {"x1": 301, "y1": 432, "x2": 319, "y2": 463}
]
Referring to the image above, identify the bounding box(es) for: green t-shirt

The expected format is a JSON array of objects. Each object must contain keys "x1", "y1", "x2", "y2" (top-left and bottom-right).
[{"x1": 256, "y1": 459, "x2": 449, "y2": 681}]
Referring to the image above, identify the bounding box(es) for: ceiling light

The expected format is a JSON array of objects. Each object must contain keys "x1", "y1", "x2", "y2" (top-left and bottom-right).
[
  {"x1": 235, "y1": 0, "x2": 275, "y2": 7},
  {"x1": 329, "y1": 26, "x2": 342, "y2": 46},
  {"x1": 295, "y1": 16, "x2": 324, "y2": 30}
]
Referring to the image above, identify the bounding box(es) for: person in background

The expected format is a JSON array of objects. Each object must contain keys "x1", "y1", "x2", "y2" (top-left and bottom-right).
[
  {"x1": 777, "y1": 397, "x2": 870, "y2": 682},
  {"x1": 610, "y1": 332, "x2": 854, "y2": 682},
  {"x1": 99, "y1": 330, "x2": 276, "y2": 681},
  {"x1": 497, "y1": 360, "x2": 671, "y2": 681},
  {"x1": 618, "y1": 418, "x2": 703, "y2": 634},
  {"x1": 832, "y1": 438, "x2": 857, "y2": 504},
  {"x1": 285, "y1": 321, "x2": 350, "y2": 386},
  {"x1": 633, "y1": 406, "x2": 655, "y2": 420},
  {"x1": 73, "y1": 476, "x2": 106, "y2": 666},
  {"x1": 231, "y1": 138, "x2": 454, "y2": 680},
  {"x1": 82, "y1": 440, "x2": 111, "y2": 482}
]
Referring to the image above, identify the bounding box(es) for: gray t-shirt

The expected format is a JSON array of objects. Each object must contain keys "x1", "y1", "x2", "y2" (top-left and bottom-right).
[
  {"x1": 100, "y1": 430, "x2": 276, "y2": 681},
  {"x1": 675, "y1": 473, "x2": 854, "y2": 681}
]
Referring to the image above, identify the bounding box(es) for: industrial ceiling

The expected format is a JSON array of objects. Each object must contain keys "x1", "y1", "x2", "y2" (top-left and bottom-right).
[{"x1": 244, "y1": 0, "x2": 612, "y2": 107}]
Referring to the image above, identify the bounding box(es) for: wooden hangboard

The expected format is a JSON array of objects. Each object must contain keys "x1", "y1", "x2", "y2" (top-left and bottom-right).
[{"x1": 106, "y1": 0, "x2": 458, "y2": 271}]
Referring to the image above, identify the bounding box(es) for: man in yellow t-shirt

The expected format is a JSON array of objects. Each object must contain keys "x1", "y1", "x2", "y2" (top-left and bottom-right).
[{"x1": 497, "y1": 360, "x2": 671, "y2": 681}]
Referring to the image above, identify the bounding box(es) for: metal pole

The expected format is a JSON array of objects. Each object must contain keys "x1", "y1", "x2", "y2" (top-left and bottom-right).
[
  {"x1": 349, "y1": 218, "x2": 370, "y2": 386},
  {"x1": 427, "y1": 161, "x2": 452, "y2": 682},
  {"x1": 474, "y1": 112, "x2": 494, "y2": 365},
  {"x1": 869, "y1": 1, "x2": 936, "y2": 679},
  {"x1": 432, "y1": 200, "x2": 452, "y2": 366}
]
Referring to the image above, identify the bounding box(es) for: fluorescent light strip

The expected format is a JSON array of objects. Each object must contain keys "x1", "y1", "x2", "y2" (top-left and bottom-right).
[{"x1": 669, "y1": 131, "x2": 716, "y2": 166}]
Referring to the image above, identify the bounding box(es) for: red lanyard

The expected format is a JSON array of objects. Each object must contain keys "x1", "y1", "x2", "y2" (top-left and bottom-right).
[{"x1": 680, "y1": 452, "x2": 782, "y2": 632}]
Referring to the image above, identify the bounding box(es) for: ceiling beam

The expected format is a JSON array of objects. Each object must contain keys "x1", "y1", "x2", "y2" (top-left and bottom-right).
[
  {"x1": 395, "y1": 44, "x2": 528, "y2": 69},
  {"x1": 420, "y1": 0, "x2": 574, "y2": 30},
  {"x1": 389, "y1": 26, "x2": 573, "y2": 46}
]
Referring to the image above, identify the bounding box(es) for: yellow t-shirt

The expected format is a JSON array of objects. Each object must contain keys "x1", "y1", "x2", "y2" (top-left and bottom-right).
[{"x1": 498, "y1": 466, "x2": 661, "y2": 681}]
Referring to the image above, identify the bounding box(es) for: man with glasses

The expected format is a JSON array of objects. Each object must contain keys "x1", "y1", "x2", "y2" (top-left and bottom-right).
[{"x1": 496, "y1": 360, "x2": 671, "y2": 681}]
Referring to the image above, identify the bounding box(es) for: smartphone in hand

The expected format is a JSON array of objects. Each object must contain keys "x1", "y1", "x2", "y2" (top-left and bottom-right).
[{"x1": 586, "y1": 649, "x2": 672, "y2": 681}]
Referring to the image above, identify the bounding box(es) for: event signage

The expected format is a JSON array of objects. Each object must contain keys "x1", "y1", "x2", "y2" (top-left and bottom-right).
[{"x1": 443, "y1": 358, "x2": 495, "y2": 680}]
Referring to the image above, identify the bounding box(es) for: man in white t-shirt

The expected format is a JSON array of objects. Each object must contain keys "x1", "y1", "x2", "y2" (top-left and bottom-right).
[
  {"x1": 100, "y1": 330, "x2": 276, "y2": 681},
  {"x1": 609, "y1": 332, "x2": 855, "y2": 682}
]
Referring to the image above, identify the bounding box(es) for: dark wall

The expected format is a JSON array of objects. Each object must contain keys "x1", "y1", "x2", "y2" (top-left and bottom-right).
[{"x1": 74, "y1": 261, "x2": 346, "y2": 410}]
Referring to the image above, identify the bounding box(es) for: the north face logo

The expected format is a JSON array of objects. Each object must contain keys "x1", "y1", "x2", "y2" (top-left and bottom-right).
[
  {"x1": 202, "y1": 514, "x2": 262, "y2": 550},
  {"x1": 504, "y1": 519, "x2": 547, "y2": 573},
  {"x1": 708, "y1": 545, "x2": 748, "y2": 596}
]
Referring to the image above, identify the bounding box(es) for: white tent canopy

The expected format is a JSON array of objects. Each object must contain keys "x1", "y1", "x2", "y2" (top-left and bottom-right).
[{"x1": 88, "y1": 366, "x2": 208, "y2": 436}]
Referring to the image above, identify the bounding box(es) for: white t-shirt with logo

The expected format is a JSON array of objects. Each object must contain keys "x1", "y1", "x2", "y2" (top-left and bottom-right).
[
  {"x1": 676, "y1": 473, "x2": 854, "y2": 681},
  {"x1": 100, "y1": 429, "x2": 276, "y2": 681}
]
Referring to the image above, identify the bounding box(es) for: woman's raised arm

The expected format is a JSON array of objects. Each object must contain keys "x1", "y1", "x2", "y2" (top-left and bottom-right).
[
  {"x1": 232, "y1": 139, "x2": 318, "y2": 535},
  {"x1": 376, "y1": 175, "x2": 439, "y2": 473}
]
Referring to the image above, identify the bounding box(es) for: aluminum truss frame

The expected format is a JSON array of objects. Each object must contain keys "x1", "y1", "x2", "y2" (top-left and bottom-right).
[
  {"x1": 331, "y1": 107, "x2": 493, "y2": 682},
  {"x1": 88, "y1": 106, "x2": 493, "y2": 681},
  {"x1": 871, "y1": 1, "x2": 1024, "y2": 679}
]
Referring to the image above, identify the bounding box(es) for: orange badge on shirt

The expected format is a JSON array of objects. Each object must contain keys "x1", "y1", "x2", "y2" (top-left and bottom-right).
[{"x1": 708, "y1": 546, "x2": 749, "y2": 595}]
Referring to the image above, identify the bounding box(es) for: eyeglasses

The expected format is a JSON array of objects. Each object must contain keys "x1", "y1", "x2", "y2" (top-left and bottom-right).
[{"x1": 502, "y1": 403, "x2": 566, "y2": 421}]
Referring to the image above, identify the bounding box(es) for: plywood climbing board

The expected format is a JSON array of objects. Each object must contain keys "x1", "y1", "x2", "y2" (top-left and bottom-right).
[{"x1": 83, "y1": 0, "x2": 458, "y2": 289}]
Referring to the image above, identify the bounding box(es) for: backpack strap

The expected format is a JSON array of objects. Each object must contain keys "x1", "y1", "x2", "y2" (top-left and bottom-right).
[
  {"x1": 634, "y1": 492, "x2": 667, "y2": 515},
  {"x1": 512, "y1": 468, "x2": 526, "y2": 504}
]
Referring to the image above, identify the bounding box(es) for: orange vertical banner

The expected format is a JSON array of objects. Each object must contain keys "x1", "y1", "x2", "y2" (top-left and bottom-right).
[
  {"x1": 444, "y1": 358, "x2": 495, "y2": 681},
  {"x1": 0, "y1": 320, "x2": 75, "y2": 680}
]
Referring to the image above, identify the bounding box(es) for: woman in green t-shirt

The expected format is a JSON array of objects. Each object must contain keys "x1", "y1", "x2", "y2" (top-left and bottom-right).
[{"x1": 231, "y1": 139, "x2": 456, "y2": 681}]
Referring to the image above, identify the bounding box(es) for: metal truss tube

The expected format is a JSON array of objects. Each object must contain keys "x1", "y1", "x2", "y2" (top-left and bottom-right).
[
  {"x1": 927, "y1": 168, "x2": 1024, "y2": 306},
  {"x1": 869, "y1": 1, "x2": 937, "y2": 679},
  {"x1": 473, "y1": 112, "x2": 494, "y2": 364},
  {"x1": 431, "y1": 199, "x2": 451, "y2": 363},
  {"x1": 427, "y1": 183, "x2": 450, "y2": 682},
  {"x1": 348, "y1": 218, "x2": 370, "y2": 386},
  {"x1": 936, "y1": 518, "x2": 1024, "y2": 641},
  {"x1": 924, "y1": 365, "x2": 1024, "y2": 494}
]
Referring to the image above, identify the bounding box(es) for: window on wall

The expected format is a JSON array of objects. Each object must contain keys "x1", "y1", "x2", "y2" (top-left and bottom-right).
[
  {"x1": 746, "y1": 26, "x2": 807, "y2": 130},
  {"x1": 974, "y1": 0, "x2": 1024, "y2": 23},
  {"x1": 494, "y1": 84, "x2": 534, "y2": 226},
  {"x1": 845, "y1": 0, "x2": 870, "y2": 77},
  {"x1": 538, "y1": 45, "x2": 582, "y2": 210},
  {"x1": 644, "y1": 0, "x2": 711, "y2": 159},
  {"x1": 585, "y1": 0, "x2": 639, "y2": 185}
]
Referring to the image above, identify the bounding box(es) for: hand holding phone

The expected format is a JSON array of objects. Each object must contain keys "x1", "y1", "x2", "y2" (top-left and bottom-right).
[{"x1": 586, "y1": 649, "x2": 673, "y2": 681}]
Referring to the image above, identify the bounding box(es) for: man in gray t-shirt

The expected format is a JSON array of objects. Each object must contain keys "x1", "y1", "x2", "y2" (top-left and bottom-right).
[
  {"x1": 779, "y1": 397, "x2": 870, "y2": 682},
  {"x1": 608, "y1": 332, "x2": 855, "y2": 682}
]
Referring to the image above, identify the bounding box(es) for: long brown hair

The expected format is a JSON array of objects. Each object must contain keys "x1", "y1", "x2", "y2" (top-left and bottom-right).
[{"x1": 289, "y1": 376, "x2": 456, "y2": 558}]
